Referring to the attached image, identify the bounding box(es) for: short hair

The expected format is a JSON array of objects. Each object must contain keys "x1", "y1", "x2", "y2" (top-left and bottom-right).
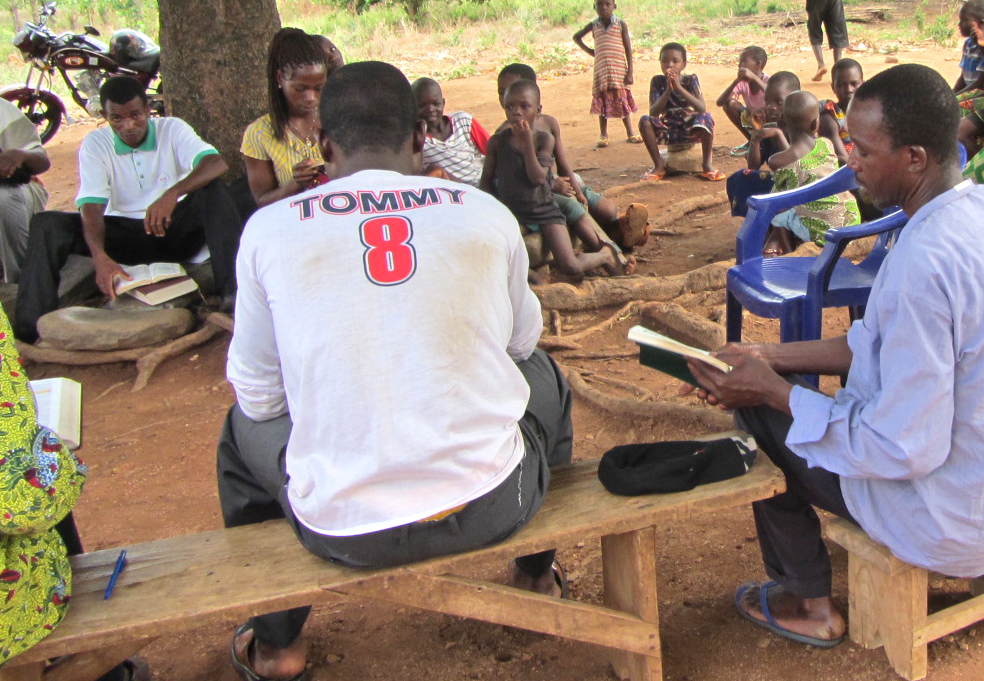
[
  {"x1": 964, "y1": 1, "x2": 984, "y2": 22},
  {"x1": 741, "y1": 45, "x2": 767, "y2": 66},
  {"x1": 660, "y1": 42, "x2": 687, "y2": 62},
  {"x1": 267, "y1": 27, "x2": 329, "y2": 142},
  {"x1": 411, "y1": 77, "x2": 441, "y2": 100},
  {"x1": 766, "y1": 71, "x2": 801, "y2": 94},
  {"x1": 498, "y1": 63, "x2": 536, "y2": 82},
  {"x1": 853, "y1": 63, "x2": 959, "y2": 165},
  {"x1": 831, "y1": 57, "x2": 863, "y2": 81},
  {"x1": 321, "y1": 61, "x2": 418, "y2": 156},
  {"x1": 504, "y1": 78, "x2": 540, "y2": 104},
  {"x1": 99, "y1": 76, "x2": 147, "y2": 109}
]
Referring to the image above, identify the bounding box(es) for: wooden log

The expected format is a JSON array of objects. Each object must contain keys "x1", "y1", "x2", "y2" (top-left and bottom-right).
[{"x1": 727, "y1": 6, "x2": 890, "y2": 27}]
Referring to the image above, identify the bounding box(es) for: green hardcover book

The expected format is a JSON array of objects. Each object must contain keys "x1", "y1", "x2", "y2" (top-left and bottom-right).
[{"x1": 627, "y1": 325, "x2": 731, "y2": 386}]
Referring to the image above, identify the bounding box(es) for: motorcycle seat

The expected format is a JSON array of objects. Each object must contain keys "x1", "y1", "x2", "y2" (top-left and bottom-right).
[{"x1": 126, "y1": 49, "x2": 160, "y2": 75}]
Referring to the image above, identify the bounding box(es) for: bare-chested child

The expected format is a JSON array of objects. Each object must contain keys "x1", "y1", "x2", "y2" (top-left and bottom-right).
[
  {"x1": 496, "y1": 63, "x2": 649, "y2": 252},
  {"x1": 480, "y1": 79, "x2": 623, "y2": 278},
  {"x1": 761, "y1": 90, "x2": 859, "y2": 257},
  {"x1": 411, "y1": 77, "x2": 489, "y2": 186}
]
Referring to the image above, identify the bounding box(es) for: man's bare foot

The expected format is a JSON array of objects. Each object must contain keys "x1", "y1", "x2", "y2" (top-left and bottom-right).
[
  {"x1": 232, "y1": 624, "x2": 308, "y2": 681},
  {"x1": 812, "y1": 66, "x2": 828, "y2": 82},
  {"x1": 735, "y1": 581, "x2": 845, "y2": 646},
  {"x1": 507, "y1": 560, "x2": 564, "y2": 597}
]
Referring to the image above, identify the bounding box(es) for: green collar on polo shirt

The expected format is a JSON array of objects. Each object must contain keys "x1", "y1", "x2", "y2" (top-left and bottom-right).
[{"x1": 112, "y1": 119, "x2": 157, "y2": 155}]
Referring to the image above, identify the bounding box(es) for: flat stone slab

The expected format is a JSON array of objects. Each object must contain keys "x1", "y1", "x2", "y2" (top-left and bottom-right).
[{"x1": 37, "y1": 306, "x2": 195, "y2": 351}]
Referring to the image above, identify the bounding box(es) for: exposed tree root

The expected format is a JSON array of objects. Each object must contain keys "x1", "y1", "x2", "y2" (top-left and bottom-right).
[{"x1": 561, "y1": 364, "x2": 733, "y2": 431}]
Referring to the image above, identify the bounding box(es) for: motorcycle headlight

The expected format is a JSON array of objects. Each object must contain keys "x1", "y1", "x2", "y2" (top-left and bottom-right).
[{"x1": 11, "y1": 29, "x2": 31, "y2": 56}]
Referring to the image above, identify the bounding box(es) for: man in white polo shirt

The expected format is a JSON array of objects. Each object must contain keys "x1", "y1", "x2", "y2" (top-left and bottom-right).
[
  {"x1": 13, "y1": 76, "x2": 242, "y2": 342},
  {"x1": 218, "y1": 61, "x2": 572, "y2": 680}
]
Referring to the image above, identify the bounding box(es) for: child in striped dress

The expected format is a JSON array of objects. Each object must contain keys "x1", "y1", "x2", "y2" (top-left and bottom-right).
[{"x1": 573, "y1": 0, "x2": 640, "y2": 147}]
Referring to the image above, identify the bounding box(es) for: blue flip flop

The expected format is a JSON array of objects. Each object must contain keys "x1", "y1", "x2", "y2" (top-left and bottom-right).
[{"x1": 733, "y1": 581, "x2": 844, "y2": 648}]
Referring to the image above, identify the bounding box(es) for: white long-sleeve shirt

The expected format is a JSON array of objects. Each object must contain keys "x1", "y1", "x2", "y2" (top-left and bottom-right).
[
  {"x1": 788, "y1": 181, "x2": 984, "y2": 577},
  {"x1": 227, "y1": 170, "x2": 542, "y2": 536}
]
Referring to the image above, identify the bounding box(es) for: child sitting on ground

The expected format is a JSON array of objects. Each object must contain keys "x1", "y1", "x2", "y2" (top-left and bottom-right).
[
  {"x1": 714, "y1": 45, "x2": 770, "y2": 157},
  {"x1": 573, "y1": 0, "x2": 641, "y2": 147},
  {"x1": 726, "y1": 71, "x2": 799, "y2": 217},
  {"x1": 411, "y1": 77, "x2": 489, "y2": 186},
  {"x1": 819, "y1": 58, "x2": 862, "y2": 166},
  {"x1": 761, "y1": 90, "x2": 860, "y2": 257},
  {"x1": 480, "y1": 79, "x2": 624, "y2": 279},
  {"x1": 496, "y1": 63, "x2": 650, "y2": 252},
  {"x1": 638, "y1": 42, "x2": 724, "y2": 181}
]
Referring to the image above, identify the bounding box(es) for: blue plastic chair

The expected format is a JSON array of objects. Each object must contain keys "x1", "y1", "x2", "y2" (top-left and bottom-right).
[{"x1": 726, "y1": 165, "x2": 907, "y2": 349}]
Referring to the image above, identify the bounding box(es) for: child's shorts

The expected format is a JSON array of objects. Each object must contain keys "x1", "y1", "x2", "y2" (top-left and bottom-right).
[
  {"x1": 640, "y1": 112, "x2": 714, "y2": 145},
  {"x1": 553, "y1": 186, "x2": 603, "y2": 224},
  {"x1": 958, "y1": 89, "x2": 984, "y2": 123}
]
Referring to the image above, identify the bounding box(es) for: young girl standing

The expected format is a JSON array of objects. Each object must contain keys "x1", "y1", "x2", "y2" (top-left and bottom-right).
[{"x1": 573, "y1": 0, "x2": 641, "y2": 147}]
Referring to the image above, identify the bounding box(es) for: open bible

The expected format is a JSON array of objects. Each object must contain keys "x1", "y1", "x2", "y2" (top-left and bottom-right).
[
  {"x1": 114, "y1": 262, "x2": 199, "y2": 305},
  {"x1": 29, "y1": 377, "x2": 82, "y2": 449},
  {"x1": 627, "y1": 325, "x2": 731, "y2": 387}
]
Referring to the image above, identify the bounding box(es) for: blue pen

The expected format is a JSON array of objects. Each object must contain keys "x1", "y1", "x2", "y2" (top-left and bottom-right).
[{"x1": 103, "y1": 549, "x2": 127, "y2": 600}]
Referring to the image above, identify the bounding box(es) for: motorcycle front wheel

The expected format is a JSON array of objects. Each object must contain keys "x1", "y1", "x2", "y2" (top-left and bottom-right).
[{"x1": 1, "y1": 89, "x2": 62, "y2": 143}]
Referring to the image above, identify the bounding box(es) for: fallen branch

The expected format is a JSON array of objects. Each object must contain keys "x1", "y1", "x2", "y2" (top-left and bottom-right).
[
  {"x1": 561, "y1": 364, "x2": 733, "y2": 431},
  {"x1": 132, "y1": 317, "x2": 228, "y2": 391},
  {"x1": 549, "y1": 309, "x2": 562, "y2": 336}
]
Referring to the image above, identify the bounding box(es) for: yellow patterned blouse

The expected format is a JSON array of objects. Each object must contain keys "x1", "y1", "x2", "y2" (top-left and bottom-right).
[
  {"x1": 240, "y1": 114, "x2": 325, "y2": 188},
  {"x1": 0, "y1": 309, "x2": 86, "y2": 666}
]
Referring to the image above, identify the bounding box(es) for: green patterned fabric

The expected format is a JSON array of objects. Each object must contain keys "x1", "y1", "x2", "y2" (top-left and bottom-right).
[
  {"x1": 773, "y1": 137, "x2": 860, "y2": 245},
  {"x1": 0, "y1": 309, "x2": 86, "y2": 666}
]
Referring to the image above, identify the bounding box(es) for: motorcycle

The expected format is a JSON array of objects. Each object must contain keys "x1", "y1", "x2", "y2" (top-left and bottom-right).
[{"x1": 2, "y1": 1, "x2": 164, "y2": 144}]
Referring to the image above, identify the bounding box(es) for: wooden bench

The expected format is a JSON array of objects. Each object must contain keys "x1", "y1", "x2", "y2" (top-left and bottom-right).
[
  {"x1": 825, "y1": 517, "x2": 984, "y2": 680},
  {"x1": 1, "y1": 435, "x2": 784, "y2": 681}
]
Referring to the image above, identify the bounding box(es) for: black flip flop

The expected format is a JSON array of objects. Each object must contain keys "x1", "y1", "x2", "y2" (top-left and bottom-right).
[{"x1": 231, "y1": 623, "x2": 308, "y2": 681}]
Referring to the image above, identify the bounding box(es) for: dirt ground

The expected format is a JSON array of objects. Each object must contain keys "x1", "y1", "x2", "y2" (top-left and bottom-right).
[{"x1": 26, "y1": 16, "x2": 984, "y2": 681}]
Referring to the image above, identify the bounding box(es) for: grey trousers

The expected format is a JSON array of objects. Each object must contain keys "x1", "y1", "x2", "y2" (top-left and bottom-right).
[
  {"x1": 735, "y1": 377, "x2": 855, "y2": 599},
  {"x1": 216, "y1": 348, "x2": 573, "y2": 648},
  {"x1": 0, "y1": 181, "x2": 46, "y2": 283}
]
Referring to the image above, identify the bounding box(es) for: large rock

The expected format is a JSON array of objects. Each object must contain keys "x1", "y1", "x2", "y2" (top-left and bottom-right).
[{"x1": 37, "y1": 306, "x2": 195, "y2": 351}]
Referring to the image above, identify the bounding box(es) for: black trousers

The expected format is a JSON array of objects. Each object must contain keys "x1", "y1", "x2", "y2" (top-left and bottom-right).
[
  {"x1": 806, "y1": 0, "x2": 849, "y2": 48},
  {"x1": 216, "y1": 349, "x2": 573, "y2": 648},
  {"x1": 735, "y1": 377, "x2": 856, "y2": 599},
  {"x1": 14, "y1": 180, "x2": 241, "y2": 342}
]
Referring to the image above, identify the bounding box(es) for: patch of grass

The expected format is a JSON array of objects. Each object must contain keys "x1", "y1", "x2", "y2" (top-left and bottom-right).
[
  {"x1": 731, "y1": 0, "x2": 759, "y2": 18},
  {"x1": 926, "y1": 14, "x2": 955, "y2": 45},
  {"x1": 444, "y1": 59, "x2": 479, "y2": 79},
  {"x1": 536, "y1": 45, "x2": 570, "y2": 73}
]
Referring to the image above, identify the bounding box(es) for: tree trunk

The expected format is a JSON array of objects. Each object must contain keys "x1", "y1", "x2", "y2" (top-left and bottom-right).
[{"x1": 157, "y1": 0, "x2": 281, "y2": 180}]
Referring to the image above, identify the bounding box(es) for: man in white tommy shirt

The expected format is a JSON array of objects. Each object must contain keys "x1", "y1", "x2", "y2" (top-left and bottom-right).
[
  {"x1": 14, "y1": 76, "x2": 242, "y2": 342},
  {"x1": 218, "y1": 61, "x2": 572, "y2": 681}
]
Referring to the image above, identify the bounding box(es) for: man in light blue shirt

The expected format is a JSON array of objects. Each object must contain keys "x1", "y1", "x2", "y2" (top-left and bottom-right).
[{"x1": 687, "y1": 64, "x2": 984, "y2": 648}]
